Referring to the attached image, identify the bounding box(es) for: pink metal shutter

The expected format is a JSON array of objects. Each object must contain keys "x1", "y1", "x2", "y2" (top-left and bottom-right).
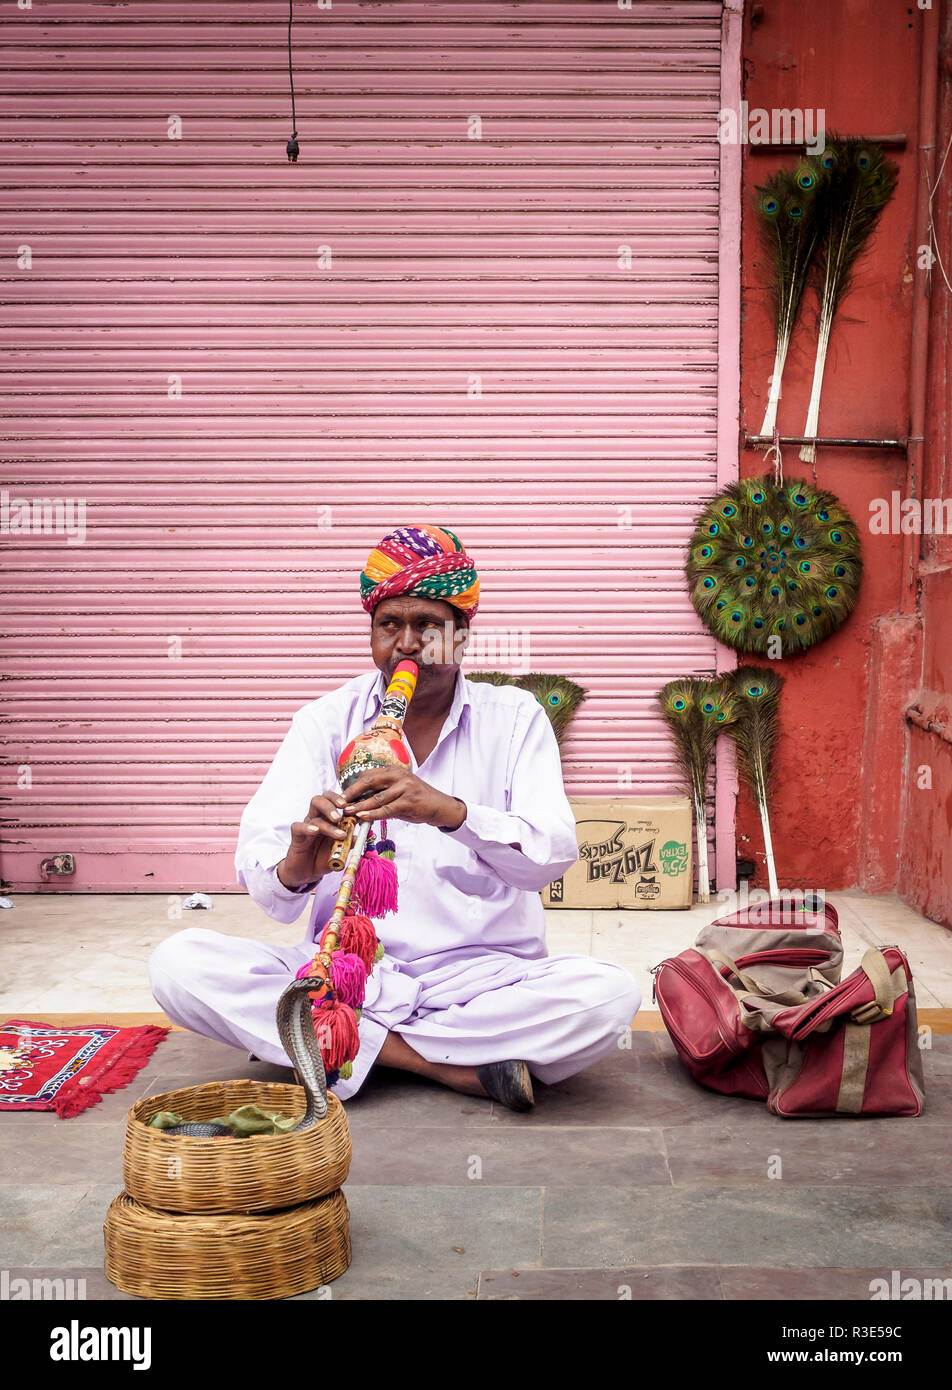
[{"x1": 1, "y1": 1, "x2": 729, "y2": 892}]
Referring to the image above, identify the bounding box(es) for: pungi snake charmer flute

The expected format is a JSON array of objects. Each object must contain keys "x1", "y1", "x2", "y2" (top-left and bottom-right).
[
  {"x1": 327, "y1": 658, "x2": 419, "y2": 876},
  {"x1": 293, "y1": 659, "x2": 419, "y2": 1083}
]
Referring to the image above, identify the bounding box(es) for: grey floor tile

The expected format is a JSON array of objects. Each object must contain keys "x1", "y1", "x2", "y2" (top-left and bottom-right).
[
  {"x1": 477, "y1": 1266, "x2": 724, "y2": 1300},
  {"x1": 141, "y1": 1061, "x2": 296, "y2": 1098},
  {"x1": 542, "y1": 1186, "x2": 952, "y2": 1268},
  {"x1": 296, "y1": 1266, "x2": 478, "y2": 1300},
  {"x1": 664, "y1": 1118, "x2": 952, "y2": 1186},
  {"x1": 0, "y1": 1185, "x2": 99, "y2": 1266},
  {"x1": 341, "y1": 1184, "x2": 543, "y2": 1277},
  {"x1": 918, "y1": 1045, "x2": 952, "y2": 1074},
  {"x1": 345, "y1": 1124, "x2": 668, "y2": 1187},
  {"x1": 491, "y1": 1038, "x2": 763, "y2": 1129},
  {"x1": 23, "y1": 1183, "x2": 122, "y2": 1267},
  {"x1": 146, "y1": 1030, "x2": 243, "y2": 1062},
  {"x1": 0, "y1": 1119, "x2": 124, "y2": 1187},
  {"x1": 718, "y1": 1265, "x2": 952, "y2": 1301},
  {"x1": 342, "y1": 1068, "x2": 496, "y2": 1129}
]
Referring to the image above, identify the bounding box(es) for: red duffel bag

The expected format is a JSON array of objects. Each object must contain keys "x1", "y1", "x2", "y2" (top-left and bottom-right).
[
  {"x1": 652, "y1": 900, "x2": 925, "y2": 1116},
  {"x1": 651, "y1": 897, "x2": 843, "y2": 1101}
]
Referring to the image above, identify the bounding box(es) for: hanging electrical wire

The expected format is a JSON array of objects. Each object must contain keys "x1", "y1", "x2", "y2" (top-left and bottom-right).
[{"x1": 286, "y1": 0, "x2": 299, "y2": 162}]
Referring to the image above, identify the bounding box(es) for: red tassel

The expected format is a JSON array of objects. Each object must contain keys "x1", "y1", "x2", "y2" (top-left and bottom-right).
[
  {"x1": 322, "y1": 912, "x2": 379, "y2": 972},
  {"x1": 310, "y1": 1000, "x2": 361, "y2": 1071},
  {"x1": 354, "y1": 849, "x2": 399, "y2": 917}
]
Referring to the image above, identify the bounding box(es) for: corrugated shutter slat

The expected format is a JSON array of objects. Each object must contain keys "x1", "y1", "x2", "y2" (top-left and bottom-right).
[{"x1": 1, "y1": 0, "x2": 724, "y2": 891}]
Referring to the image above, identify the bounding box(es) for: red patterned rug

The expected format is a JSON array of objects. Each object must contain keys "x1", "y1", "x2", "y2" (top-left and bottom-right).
[{"x1": 0, "y1": 1019, "x2": 169, "y2": 1118}]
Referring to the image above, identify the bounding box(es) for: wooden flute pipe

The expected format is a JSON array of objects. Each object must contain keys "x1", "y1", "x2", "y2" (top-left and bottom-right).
[
  {"x1": 321, "y1": 820, "x2": 372, "y2": 957},
  {"x1": 327, "y1": 815, "x2": 357, "y2": 874}
]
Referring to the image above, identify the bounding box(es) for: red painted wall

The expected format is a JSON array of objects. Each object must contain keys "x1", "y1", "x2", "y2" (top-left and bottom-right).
[
  {"x1": 898, "y1": 0, "x2": 952, "y2": 928},
  {"x1": 737, "y1": 0, "x2": 951, "y2": 922}
]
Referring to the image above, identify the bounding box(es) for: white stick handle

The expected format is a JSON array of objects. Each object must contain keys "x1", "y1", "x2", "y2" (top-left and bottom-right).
[
  {"x1": 799, "y1": 315, "x2": 831, "y2": 463},
  {"x1": 759, "y1": 339, "x2": 789, "y2": 438},
  {"x1": 694, "y1": 799, "x2": 710, "y2": 904},
  {"x1": 759, "y1": 797, "x2": 779, "y2": 899}
]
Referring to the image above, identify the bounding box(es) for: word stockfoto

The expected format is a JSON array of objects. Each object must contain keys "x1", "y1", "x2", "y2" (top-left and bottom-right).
[{"x1": 0, "y1": 490, "x2": 87, "y2": 545}]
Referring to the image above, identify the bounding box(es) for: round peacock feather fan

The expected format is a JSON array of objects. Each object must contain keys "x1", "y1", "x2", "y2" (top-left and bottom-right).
[{"x1": 686, "y1": 473, "x2": 862, "y2": 656}]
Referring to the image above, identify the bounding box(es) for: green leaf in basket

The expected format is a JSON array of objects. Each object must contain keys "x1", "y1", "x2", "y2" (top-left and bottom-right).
[
  {"x1": 147, "y1": 1111, "x2": 186, "y2": 1129},
  {"x1": 207, "y1": 1104, "x2": 303, "y2": 1136},
  {"x1": 269, "y1": 1113, "x2": 302, "y2": 1135}
]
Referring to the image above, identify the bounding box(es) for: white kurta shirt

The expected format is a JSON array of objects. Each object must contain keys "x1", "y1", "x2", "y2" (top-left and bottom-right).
[{"x1": 234, "y1": 668, "x2": 579, "y2": 976}]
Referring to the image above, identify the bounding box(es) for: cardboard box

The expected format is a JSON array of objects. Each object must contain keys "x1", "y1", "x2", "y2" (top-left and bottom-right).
[{"x1": 543, "y1": 796, "x2": 694, "y2": 910}]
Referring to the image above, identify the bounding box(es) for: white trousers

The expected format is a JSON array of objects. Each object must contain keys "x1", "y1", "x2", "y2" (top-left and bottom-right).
[{"x1": 148, "y1": 927, "x2": 641, "y2": 1102}]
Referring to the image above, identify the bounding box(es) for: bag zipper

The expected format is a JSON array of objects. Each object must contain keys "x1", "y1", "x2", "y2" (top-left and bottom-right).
[{"x1": 728, "y1": 948, "x2": 832, "y2": 972}]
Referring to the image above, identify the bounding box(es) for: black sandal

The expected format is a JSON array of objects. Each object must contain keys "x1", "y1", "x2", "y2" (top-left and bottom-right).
[{"x1": 476, "y1": 1059, "x2": 534, "y2": 1112}]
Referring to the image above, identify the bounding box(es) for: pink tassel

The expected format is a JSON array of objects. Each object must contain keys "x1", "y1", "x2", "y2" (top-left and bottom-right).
[
  {"x1": 354, "y1": 848, "x2": 399, "y2": 917},
  {"x1": 330, "y1": 952, "x2": 368, "y2": 1009}
]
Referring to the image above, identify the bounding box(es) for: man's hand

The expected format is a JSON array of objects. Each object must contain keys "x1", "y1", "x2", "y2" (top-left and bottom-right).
[
  {"x1": 342, "y1": 767, "x2": 466, "y2": 831},
  {"x1": 276, "y1": 790, "x2": 351, "y2": 889}
]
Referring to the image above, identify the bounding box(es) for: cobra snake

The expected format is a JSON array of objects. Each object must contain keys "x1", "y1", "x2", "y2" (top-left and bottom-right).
[{"x1": 163, "y1": 976, "x2": 329, "y2": 1137}]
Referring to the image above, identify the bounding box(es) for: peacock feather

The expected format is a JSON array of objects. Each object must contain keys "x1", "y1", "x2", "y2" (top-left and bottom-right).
[
  {"x1": 465, "y1": 671, "x2": 513, "y2": 687},
  {"x1": 727, "y1": 665, "x2": 784, "y2": 898},
  {"x1": 686, "y1": 472, "x2": 862, "y2": 656},
  {"x1": 756, "y1": 161, "x2": 829, "y2": 437},
  {"x1": 467, "y1": 671, "x2": 587, "y2": 746},
  {"x1": 657, "y1": 676, "x2": 736, "y2": 902},
  {"x1": 515, "y1": 672, "x2": 587, "y2": 745},
  {"x1": 799, "y1": 135, "x2": 899, "y2": 461}
]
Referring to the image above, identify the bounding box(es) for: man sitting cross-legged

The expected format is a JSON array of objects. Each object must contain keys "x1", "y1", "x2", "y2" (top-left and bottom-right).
[{"x1": 148, "y1": 525, "x2": 641, "y2": 1111}]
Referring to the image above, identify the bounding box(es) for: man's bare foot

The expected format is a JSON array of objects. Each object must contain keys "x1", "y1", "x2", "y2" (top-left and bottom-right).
[{"x1": 375, "y1": 1030, "x2": 490, "y2": 1098}]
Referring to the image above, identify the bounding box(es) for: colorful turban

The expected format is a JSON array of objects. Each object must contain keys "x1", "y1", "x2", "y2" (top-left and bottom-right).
[{"x1": 360, "y1": 525, "x2": 480, "y2": 619}]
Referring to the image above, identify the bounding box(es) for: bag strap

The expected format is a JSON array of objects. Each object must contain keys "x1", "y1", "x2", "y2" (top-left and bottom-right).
[
  {"x1": 834, "y1": 952, "x2": 900, "y2": 1112},
  {"x1": 700, "y1": 948, "x2": 811, "y2": 1007},
  {"x1": 850, "y1": 948, "x2": 896, "y2": 1025}
]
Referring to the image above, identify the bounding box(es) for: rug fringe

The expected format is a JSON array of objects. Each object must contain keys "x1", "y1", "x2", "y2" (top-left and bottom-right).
[{"x1": 54, "y1": 1025, "x2": 170, "y2": 1118}]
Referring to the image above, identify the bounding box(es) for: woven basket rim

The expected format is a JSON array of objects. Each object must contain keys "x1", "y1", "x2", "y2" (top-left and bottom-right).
[
  {"x1": 107, "y1": 1189, "x2": 347, "y2": 1230},
  {"x1": 130, "y1": 1078, "x2": 344, "y2": 1143}
]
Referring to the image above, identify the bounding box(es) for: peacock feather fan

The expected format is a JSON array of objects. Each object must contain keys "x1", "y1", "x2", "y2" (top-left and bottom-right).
[
  {"x1": 755, "y1": 161, "x2": 829, "y2": 437},
  {"x1": 657, "y1": 676, "x2": 736, "y2": 902},
  {"x1": 799, "y1": 135, "x2": 899, "y2": 461},
  {"x1": 686, "y1": 472, "x2": 862, "y2": 656},
  {"x1": 467, "y1": 671, "x2": 587, "y2": 747},
  {"x1": 728, "y1": 665, "x2": 784, "y2": 898}
]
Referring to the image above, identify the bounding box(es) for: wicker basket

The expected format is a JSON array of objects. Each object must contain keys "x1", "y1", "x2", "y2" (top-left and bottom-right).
[
  {"x1": 104, "y1": 1189, "x2": 350, "y2": 1300},
  {"x1": 123, "y1": 1079, "x2": 351, "y2": 1214}
]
